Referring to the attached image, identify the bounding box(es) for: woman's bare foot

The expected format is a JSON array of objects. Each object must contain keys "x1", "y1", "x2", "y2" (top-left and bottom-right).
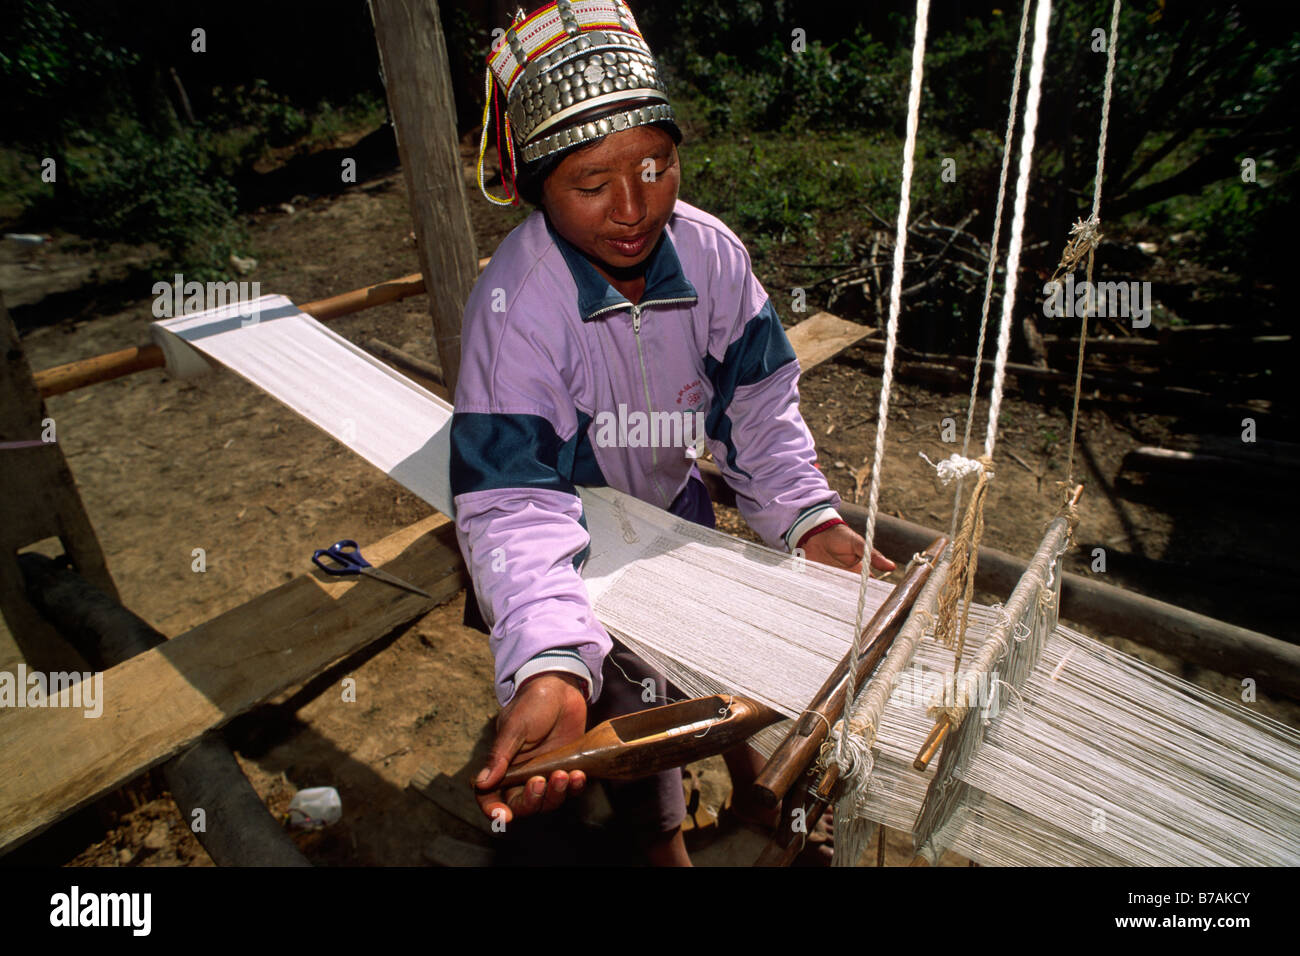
[
  {"x1": 646, "y1": 826, "x2": 692, "y2": 866},
  {"x1": 795, "y1": 806, "x2": 834, "y2": 866}
]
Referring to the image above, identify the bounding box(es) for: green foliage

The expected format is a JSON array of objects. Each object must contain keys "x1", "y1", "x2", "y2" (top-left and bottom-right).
[
  {"x1": 0, "y1": 0, "x2": 137, "y2": 150},
  {"x1": 680, "y1": 125, "x2": 997, "y2": 248},
  {"x1": 208, "y1": 79, "x2": 309, "y2": 148},
  {"x1": 1172, "y1": 163, "x2": 1295, "y2": 276},
  {"x1": 61, "y1": 122, "x2": 245, "y2": 282},
  {"x1": 668, "y1": 29, "x2": 902, "y2": 137},
  {"x1": 201, "y1": 83, "x2": 385, "y2": 175}
]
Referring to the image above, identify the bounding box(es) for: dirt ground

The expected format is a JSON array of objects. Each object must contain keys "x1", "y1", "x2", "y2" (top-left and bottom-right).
[{"x1": 4, "y1": 137, "x2": 1296, "y2": 867}]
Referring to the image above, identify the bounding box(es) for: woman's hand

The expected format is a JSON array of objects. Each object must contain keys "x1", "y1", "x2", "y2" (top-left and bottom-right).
[
  {"x1": 801, "y1": 522, "x2": 896, "y2": 575},
  {"x1": 474, "y1": 672, "x2": 589, "y2": 825}
]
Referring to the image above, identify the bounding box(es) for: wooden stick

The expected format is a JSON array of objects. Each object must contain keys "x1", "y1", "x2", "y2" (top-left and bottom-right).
[
  {"x1": 491, "y1": 695, "x2": 783, "y2": 791},
  {"x1": 751, "y1": 535, "x2": 948, "y2": 808},
  {"x1": 33, "y1": 344, "x2": 168, "y2": 400},
  {"x1": 913, "y1": 714, "x2": 951, "y2": 771},
  {"x1": 915, "y1": 489, "x2": 1082, "y2": 773}
]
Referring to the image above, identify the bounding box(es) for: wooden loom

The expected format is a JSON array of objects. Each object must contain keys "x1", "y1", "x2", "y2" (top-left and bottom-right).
[
  {"x1": 5, "y1": 266, "x2": 1298, "y2": 864},
  {"x1": 5, "y1": 0, "x2": 1294, "y2": 858},
  {"x1": 137, "y1": 293, "x2": 1297, "y2": 867}
]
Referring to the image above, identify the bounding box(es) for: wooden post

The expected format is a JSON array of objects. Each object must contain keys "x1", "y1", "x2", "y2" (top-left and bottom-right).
[
  {"x1": 369, "y1": 0, "x2": 479, "y2": 396},
  {"x1": 0, "y1": 295, "x2": 117, "y2": 672}
]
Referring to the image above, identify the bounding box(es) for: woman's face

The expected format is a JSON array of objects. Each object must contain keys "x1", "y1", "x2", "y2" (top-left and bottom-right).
[{"x1": 541, "y1": 124, "x2": 680, "y2": 280}]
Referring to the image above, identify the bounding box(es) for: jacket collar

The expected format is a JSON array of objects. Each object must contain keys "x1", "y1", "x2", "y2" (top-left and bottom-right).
[{"x1": 544, "y1": 213, "x2": 698, "y2": 321}]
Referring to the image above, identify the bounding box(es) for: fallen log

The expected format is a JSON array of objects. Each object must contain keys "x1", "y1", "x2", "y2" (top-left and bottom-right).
[
  {"x1": 0, "y1": 514, "x2": 466, "y2": 854},
  {"x1": 1122, "y1": 446, "x2": 1291, "y2": 484},
  {"x1": 18, "y1": 553, "x2": 310, "y2": 866}
]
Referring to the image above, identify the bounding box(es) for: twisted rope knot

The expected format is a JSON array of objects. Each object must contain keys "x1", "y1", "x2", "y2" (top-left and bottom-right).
[
  {"x1": 934, "y1": 453, "x2": 994, "y2": 654},
  {"x1": 1052, "y1": 214, "x2": 1103, "y2": 282},
  {"x1": 920, "y1": 452, "x2": 987, "y2": 487},
  {"x1": 1053, "y1": 479, "x2": 1082, "y2": 537}
]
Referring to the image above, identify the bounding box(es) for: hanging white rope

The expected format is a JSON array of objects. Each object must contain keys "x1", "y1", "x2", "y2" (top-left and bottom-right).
[
  {"x1": 931, "y1": 0, "x2": 1053, "y2": 661},
  {"x1": 983, "y1": 0, "x2": 1053, "y2": 458},
  {"x1": 947, "y1": 0, "x2": 1032, "y2": 540},
  {"x1": 1090, "y1": 0, "x2": 1120, "y2": 223},
  {"x1": 835, "y1": 0, "x2": 931, "y2": 769}
]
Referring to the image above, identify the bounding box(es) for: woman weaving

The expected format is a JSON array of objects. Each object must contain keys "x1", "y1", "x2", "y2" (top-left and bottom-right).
[{"x1": 452, "y1": 0, "x2": 893, "y2": 865}]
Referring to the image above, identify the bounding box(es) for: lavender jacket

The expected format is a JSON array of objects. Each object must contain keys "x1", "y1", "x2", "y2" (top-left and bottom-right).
[{"x1": 450, "y1": 200, "x2": 841, "y2": 705}]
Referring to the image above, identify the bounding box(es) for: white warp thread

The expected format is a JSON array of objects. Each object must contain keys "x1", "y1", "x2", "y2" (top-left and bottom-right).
[{"x1": 950, "y1": 0, "x2": 1032, "y2": 540}]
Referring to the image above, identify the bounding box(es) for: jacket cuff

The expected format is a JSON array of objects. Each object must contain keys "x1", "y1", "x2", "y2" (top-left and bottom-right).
[
  {"x1": 784, "y1": 505, "x2": 843, "y2": 552},
  {"x1": 512, "y1": 649, "x2": 595, "y2": 701}
]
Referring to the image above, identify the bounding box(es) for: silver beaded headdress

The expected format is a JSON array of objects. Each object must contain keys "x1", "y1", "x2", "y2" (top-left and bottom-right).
[{"x1": 477, "y1": 0, "x2": 676, "y2": 205}]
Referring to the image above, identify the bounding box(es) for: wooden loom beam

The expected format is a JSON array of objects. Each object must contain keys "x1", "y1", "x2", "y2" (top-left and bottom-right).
[
  {"x1": 1, "y1": 296, "x2": 118, "y2": 674},
  {"x1": 752, "y1": 535, "x2": 948, "y2": 809},
  {"x1": 32, "y1": 271, "x2": 439, "y2": 398}
]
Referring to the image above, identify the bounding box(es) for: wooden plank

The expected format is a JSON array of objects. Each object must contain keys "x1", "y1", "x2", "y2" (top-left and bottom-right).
[
  {"x1": 410, "y1": 769, "x2": 492, "y2": 834},
  {"x1": 423, "y1": 834, "x2": 495, "y2": 867},
  {"x1": 0, "y1": 514, "x2": 467, "y2": 853},
  {"x1": 786, "y1": 311, "x2": 874, "y2": 370},
  {"x1": 370, "y1": 0, "x2": 478, "y2": 394}
]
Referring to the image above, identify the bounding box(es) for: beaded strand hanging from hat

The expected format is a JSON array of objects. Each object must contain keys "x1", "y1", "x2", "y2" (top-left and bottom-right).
[{"x1": 476, "y1": 0, "x2": 678, "y2": 206}]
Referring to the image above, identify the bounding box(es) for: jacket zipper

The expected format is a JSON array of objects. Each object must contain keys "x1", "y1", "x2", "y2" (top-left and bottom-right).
[
  {"x1": 630, "y1": 303, "x2": 670, "y2": 508},
  {"x1": 586, "y1": 294, "x2": 697, "y2": 321}
]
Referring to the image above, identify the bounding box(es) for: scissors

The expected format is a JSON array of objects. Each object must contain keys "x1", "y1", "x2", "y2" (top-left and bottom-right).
[{"x1": 311, "y1": 540, "x2": 433, "y2": 599}]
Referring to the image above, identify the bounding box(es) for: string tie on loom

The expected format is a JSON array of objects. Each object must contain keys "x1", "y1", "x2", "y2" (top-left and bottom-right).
[
  {"x1": 933, "y1": 454, "x2": 994, "y2": 661},
  {"x1": 695, "y1": 696, "x2": 735, "y2": 738},
  {"x1": 986, "y1": 677, "x2": 1026, "y2": 724},
  {"x1": 822, "y1": 723, "x2": 875, "y2": 810},
  {"x1": 1051, "y1": 215, "x2": 1102, "y2": 283}
]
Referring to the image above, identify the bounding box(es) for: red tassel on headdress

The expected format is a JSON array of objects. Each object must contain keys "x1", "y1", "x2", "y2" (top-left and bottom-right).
[{"x1": 491, "y1": 82, "x2": 519, "y2": 205}]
